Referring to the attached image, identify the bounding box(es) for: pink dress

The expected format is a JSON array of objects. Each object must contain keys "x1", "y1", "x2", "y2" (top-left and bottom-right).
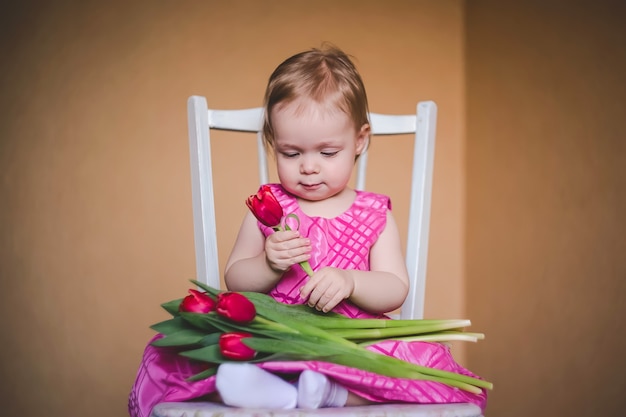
[{"x1": 128, "y1": 184, "x2": 487, "y2": 416}]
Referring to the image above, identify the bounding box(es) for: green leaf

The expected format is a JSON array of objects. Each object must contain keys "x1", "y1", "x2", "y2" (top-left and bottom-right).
[
  {"x1": 179, "y1": 343, "x2": 281, "y2": 364},
  {"x1": 182, "y1": 311, "x2": 300, "y2": 341},
  {"x1": 179, "y1": 312, "x2": 224, "y2": 332},
  {"x1": 244, "y1": 337, "x2": 337, "y2": 356},
  {"x1": 253, "y1": 310, "x2": 358, "y2": 348},
  {"x1": 186, "y1": 366, "x2": 217, "y2": 382},
  {"x1": 200, "y1": 333, "x2": 221, "y2": 346},
  {"x1": 190, "y1": 280, "x2": 222, "y2": 297},
  {"x1": 150, "y1": 316, "x2": 193, "y2": 335},
  {"x1": 179, "y1": 344, "x2": 225, "y2": 362},
  {"x1": 161, "y1": 298, "x2": 183, "y2": 316},
  {"x1": 150, "y1": 328, "x2": 207, "y2": 347},
  {"x1": 180, "y1": 312, "x2": 266, "y2": 335}
]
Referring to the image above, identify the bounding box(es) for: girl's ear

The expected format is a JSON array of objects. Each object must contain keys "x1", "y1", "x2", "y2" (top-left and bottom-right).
[{"x1": 356, "y1": 123, "x2": 370, "y2": 155}]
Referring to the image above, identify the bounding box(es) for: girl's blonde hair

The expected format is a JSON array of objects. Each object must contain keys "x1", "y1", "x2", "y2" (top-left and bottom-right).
[{"x1": 262, "y1": 44, "x2": 370, "y2": 149}]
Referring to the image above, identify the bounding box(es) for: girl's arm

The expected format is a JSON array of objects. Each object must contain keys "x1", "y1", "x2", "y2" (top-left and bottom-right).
[
  {"x1": 300, "y1": 211, "x2": 409, "y2": 314},
  {"x1": 348, "y1": 211, "x2": 410, "y2": 312},
  {"x1": 224, "y1": 212, "x2": 279, "y2": 292},
  {"x1": 224, "y1": 211, "x2": 311, "y2": 292}
]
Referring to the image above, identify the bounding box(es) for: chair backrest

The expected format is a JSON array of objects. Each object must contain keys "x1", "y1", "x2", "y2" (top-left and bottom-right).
[{"x1": 187, "y1": 95, "x2": 437, "y2": 319}]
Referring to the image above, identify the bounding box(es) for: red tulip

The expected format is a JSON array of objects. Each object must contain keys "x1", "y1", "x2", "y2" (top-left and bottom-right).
[
  {"x1": 245, "y1": 185, "x2": 314, "y2": 277},
  {"x1": 216, "y1": 292, "x2": 257, "y2": 323},
  {"x1": 246, "y1": 185, "x2": 283, "y2": 228},
  {"x1": 179, "y1": 289, "x2": 216, "y2": 313},
  {"x1": 219, "y1": 331, "x2": 256, "y2": 360}
]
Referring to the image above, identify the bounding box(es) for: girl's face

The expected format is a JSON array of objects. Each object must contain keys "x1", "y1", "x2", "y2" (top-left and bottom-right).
[{"x1": 271, "y1": 99, "x2": 368, "y2": 202}]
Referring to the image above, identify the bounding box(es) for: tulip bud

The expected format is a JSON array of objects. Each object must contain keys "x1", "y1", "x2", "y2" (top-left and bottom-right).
[
  {"x1": 246, "y1": 185, "x2": 283, "y2": 228},
  {"x1": 219, "y1": 331, "x2": 256, "y2": 360},
  {"x1": 179, "y1": 289, "x2": 216, "y2": 313},
  {"x1": 216, "y1": 292, "x2": 257, "y2": 323}
]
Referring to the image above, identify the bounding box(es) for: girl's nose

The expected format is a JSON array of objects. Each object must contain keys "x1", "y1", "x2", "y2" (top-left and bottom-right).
[{"x1": 300, "y1": 156, "x2": 320, "y2": 174}]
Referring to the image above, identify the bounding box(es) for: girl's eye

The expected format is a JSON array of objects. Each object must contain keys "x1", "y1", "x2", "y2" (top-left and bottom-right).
[
  {"x1": 321, "y1": 151, "x2": 338, "y2": 157},
  {"x1": 281, "y1": 152, "x2": 299, "y2": 158}
]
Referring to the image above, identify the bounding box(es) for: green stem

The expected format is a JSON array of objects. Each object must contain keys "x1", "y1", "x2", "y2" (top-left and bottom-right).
[
  {"x1": 253, "y1": 316, "x2": 300, "y2": 334},
  {"x1": 298, "y1": 260, "x2": 314, "y2": 277},
  {"x1": 279, "y1": 221, "x2": 314, "y2": 277},
  {"x1": 359, "y1": 349, "x2": 493, "y2": 391},
  {"x1": 357, "y1": 332, "x2": 484, "y2": 346},
  {"x1": 327, "y1": 322, "x2": 472, "y2": 339},
  {"x1": 311, "y1": 317, "x2": 471, "y2": 330}
]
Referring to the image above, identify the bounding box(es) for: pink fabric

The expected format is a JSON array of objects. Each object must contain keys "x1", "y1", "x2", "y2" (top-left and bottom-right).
[
  {"x1": 128, "y1": 335, "x2": 216, "y2": 417},
  {"x1": 128, "y1": 184, "x2": 487, "y2": 416},
  {"x1": 262, "y1": 184, "x2": 390, "y2": 319}
]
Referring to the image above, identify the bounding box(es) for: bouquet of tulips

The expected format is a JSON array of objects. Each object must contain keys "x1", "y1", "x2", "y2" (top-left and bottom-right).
[
  {"x1": 150, "y1": 280, "x2": 493, "y2": 394},
  {"x1": 150, "y1": 185, "x2": 492, "y2": 393}
]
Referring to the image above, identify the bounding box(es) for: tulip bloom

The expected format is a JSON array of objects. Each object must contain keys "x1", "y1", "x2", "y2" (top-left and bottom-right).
[
  {"x1": 246, "y1": 185, "x2": 283, "y2": 229},
  {"x1": 179, "y1": 289, "x2": 216, "y2": 313},
  {"x1": 245, "y1": 186, "x2": 314, "y2": 277},
  {"x1": 219, "y1": 331, "x2": 256, "y2": 360},
  {"x1": 216, "y1": 292, "x2": 257, "y2": 323}
]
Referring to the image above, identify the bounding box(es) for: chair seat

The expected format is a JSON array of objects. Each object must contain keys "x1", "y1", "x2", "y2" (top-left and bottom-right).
[{"x1": 151, "y1": 402, "x2": 483, "y2": 417}]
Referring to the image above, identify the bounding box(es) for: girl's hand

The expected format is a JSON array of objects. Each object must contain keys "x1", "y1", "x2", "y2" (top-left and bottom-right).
[
  {"x1": 264, "y1": 230, "x2": 311, "y2": 273},
  {"x1": 299, "y1": 267, "x2": 355, "y2": 313}
]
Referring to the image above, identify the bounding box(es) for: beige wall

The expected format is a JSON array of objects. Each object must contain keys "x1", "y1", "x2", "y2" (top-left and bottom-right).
[
  {"x1": 466, "y1": 1, "x2": 626, "y2": 416},
  {"x1": 0, "y1": 2, "x2": 466, "y2": 416}
]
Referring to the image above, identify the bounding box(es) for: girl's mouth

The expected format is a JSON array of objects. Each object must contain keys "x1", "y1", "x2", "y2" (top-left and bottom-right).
[{"x1": 301, "y1": 183, "x2": 321, "y2": 190}]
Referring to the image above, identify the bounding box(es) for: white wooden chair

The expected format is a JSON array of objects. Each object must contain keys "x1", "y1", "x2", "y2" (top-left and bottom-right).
[{"x1": 150, "y1": 96, "x2": 482, "y2": 417}]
